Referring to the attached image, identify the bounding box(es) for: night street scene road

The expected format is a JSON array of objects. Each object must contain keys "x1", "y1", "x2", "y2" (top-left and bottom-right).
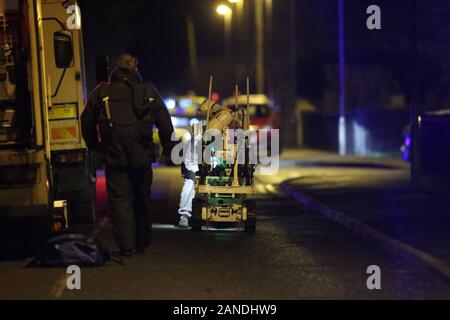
[{"x1": 1, "y1": 0, "x2": 450, "y2": 308}]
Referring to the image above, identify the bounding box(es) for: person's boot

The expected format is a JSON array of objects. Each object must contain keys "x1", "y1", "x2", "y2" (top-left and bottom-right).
[{"x1": 178, "y1": 215, "x2": 190, "y2": 228}]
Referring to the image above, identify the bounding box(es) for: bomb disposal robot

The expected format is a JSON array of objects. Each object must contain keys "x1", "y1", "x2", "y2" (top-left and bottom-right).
[{"x1": 190, "y1": 78, "x2": 256, "y2": 232}]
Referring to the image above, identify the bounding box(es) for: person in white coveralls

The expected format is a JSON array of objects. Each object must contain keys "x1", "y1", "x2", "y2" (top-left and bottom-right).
[{"x1": 178, "y1": 128, "x2": 202, "y2": 228}]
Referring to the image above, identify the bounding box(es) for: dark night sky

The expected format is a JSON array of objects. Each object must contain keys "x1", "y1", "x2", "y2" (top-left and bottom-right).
[
  {"x1": 78, "y1": 0, "x2": 450, "y2": 109},
  {"x1": 79, "y1": 0, "x2": 225, "y2": 92}
]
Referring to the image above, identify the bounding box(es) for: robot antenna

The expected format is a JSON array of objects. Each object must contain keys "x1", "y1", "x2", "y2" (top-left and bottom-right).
[{"x1": 206, "y1": 76, "x2": 213, "y2": 127}]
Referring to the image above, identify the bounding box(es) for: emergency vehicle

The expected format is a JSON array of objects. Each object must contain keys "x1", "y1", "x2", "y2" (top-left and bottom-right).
[{"x1": 0, "y1": 0, "x2": 95, "y2": 232}]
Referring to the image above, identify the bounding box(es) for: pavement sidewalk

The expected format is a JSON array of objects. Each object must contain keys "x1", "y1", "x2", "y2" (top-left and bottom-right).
[{"x1": 280, "y1": 150, "x2": 450, "y2": 274}]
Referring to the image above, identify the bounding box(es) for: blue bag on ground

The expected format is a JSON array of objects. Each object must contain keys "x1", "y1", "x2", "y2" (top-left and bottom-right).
[{"x1": 30, "y1": 233, "x2": 110, "y2": 268}]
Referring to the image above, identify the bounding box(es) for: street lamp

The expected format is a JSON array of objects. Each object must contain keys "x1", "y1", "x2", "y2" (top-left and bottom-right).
[
  {"x1": 216, "y1": 4, "x2": 232, "y2": 16},
  {"x1": 216, "y1": 4, "x2": 233, "y2": 60},
  {"x1": 255, "y1": 0, "x2": 264, "y2": 93},
  {"x1": 338, "y1": 0, "x2": 347, "y2": 155}
]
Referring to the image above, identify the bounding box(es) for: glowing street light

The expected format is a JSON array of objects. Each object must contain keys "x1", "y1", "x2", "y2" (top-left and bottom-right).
[
  {"x1": 216, "y1": 4, "x2": 233, "y2": 60},
  {"x1": 216, "y1": 4, "x2": 232, "y2": 16}
]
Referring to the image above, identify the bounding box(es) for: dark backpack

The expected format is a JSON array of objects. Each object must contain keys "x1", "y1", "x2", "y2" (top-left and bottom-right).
[
  {"x1": 29, "y1": 233, "x2": 110, "y2": 268},
  {"x1": 97, "y1": 80, "x2": 155, "y2": 145}
]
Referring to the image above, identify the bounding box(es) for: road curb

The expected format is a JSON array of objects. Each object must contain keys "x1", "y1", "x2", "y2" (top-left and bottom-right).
[{"x1": 280, "y1": 181, "x2": 450, "y2": 285}]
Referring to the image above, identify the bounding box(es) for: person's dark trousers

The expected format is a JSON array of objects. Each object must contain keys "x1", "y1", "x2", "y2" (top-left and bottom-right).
[{"x1": 105, "y1": 165, "x2": 153, "y2": 253}]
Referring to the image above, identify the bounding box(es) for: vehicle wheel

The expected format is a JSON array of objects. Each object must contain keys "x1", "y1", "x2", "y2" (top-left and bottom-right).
[
  {"x1": 244, "y1": 213, "x2": 256, "y2": 233},
  {"x1": 191, "y1": 199, "x2": 203, "y2": 232}
]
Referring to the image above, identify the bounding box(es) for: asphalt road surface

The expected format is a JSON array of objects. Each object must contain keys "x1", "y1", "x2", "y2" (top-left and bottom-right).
[{"x1": 1, "y1": 152, "x2": 450, "y2": 299}]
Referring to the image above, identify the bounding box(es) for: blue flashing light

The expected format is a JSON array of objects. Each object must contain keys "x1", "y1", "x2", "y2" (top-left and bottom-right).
[
  {"x1": 165, "y1": 98, "x2": 176, "y2": 110},
  {"x1": 179, "y1": 98, "x2": 193, "y2": 109}
]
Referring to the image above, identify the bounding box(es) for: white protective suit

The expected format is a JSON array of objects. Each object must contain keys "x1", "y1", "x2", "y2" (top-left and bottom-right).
[{"x1": 178, "y1": 133, "x2": 201, "y2": 217}]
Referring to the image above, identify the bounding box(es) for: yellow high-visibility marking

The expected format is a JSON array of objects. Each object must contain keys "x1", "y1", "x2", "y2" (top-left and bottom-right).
[{"x1": 48, "y1": 105, "x2": 77, "y2": 121}]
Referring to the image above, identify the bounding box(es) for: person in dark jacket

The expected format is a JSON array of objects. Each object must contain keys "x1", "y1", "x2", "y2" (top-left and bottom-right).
[{"x1": 81, "y1": 54, "x2": 175, "y2": 256}]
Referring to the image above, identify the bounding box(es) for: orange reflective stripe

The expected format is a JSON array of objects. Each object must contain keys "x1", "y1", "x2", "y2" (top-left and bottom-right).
[{"x1": 51, "y1": 127, "x2": 77, "y2": 140}]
